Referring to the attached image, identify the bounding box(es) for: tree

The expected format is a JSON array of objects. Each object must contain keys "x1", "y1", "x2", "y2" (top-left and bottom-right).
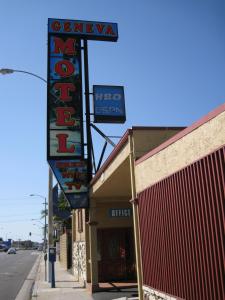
[
  {"x1": 53, "y1": 191, "x2": 71, "y2": 222},
  {"x1": 41, "y1": 208, "x2": 48, "y2": 219}
]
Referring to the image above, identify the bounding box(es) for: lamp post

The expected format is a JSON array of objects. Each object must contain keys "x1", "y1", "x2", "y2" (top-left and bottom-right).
[
  {"x1": 30, "y1": 194, "x2": 47, "y2": 281},
  {"x1": 0, "y1": 69, "x2": 53, "y2": 253},
  {"x1": 30, "y1": 194, "x2": 47, "y2": 250}
]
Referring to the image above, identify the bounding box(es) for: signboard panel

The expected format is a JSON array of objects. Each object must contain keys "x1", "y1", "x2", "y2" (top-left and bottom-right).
[
  {"x1": 47, "y1": 18, "x2": 119, "y2": 208},
  {"x1": 47, "y1": 23, "x2": 88, "y2": 208},
  {"x1": 48, "y1": 18, "x2": 118, "y2": 42},
  {"x1": 65, "y1": 193, "x2": 89, "y2": 209},
  {"x1": 93, "y1": 85, "x2": 126, "y2": 123},
  {"x1": 49, "y1": 160, "x2": 88, "y2": 194},
  {"x1": 49, "y1": 159, "x2": 88, "y2": 209},
  {"x1": 47, "y1": 34, "x2": 83, "y2": 159}
]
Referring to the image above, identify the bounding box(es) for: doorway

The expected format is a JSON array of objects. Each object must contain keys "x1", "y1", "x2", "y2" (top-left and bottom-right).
[{"x1": 97, "y1": 227, "x2": 136, "y2": 282}]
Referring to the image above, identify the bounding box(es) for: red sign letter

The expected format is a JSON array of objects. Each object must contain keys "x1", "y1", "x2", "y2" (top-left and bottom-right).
[
  {"x1": 55, "y1": 60, "x2": 75, "y2": 77},
  {"x1": 96, "y1": 24, "x2": 105, "y2": 34},
  {"x1": 105, "y1": 25, "x2": 115, "y2": 36},
  {"x1": 55, "y1": 107, "x2": 75, "y2": 126},
  {"x1": 86, "y1": 23, "x2": 94, "y2": 33},
  {"x1": 51, "y1": 21, "x2": 61, "y2": 32},
  {"x1": 56, "y1": 134, "x2": 75, "y2": 153},
  {"x1": 53, "y1": 37, "x2": 76, "y2": 55},
  {"x1": 64, "y1": 21, "x2": 71, "y2": 32},
  {"x1": 54, "y1": 83, "x2": 75, "y2": 102},
  {"x1": 74, "y1": 23, "x2": 83, "y2": 33}
]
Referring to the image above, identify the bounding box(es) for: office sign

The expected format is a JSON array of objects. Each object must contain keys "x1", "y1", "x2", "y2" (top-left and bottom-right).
[
  {"x1": 48, "y1": 18, "x2": 118, "y2": 42},
  {"x1": 93, "y1": 85, "x2": 126, "y2": 123},
  {"x1": 109, "y1": 208, "x2": 132, "y2": 218}
]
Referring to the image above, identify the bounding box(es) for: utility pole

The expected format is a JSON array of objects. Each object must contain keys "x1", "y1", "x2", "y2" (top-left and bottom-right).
[{"x1": 48, "y1": 167, "x2": 53, "y2": 282}]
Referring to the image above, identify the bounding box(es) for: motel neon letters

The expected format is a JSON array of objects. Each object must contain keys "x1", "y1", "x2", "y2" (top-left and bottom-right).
[{"x1": 47, "y1": 36, "x2": 83, "y2": 158}]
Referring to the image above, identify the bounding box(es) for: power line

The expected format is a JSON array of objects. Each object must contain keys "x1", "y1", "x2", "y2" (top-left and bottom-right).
[
  {"x1": 0, "y1": 213, "x2": 41, "y2": 218},
  {"x1": 0, "y1": 219, "x2": 41, "y2": 224}
]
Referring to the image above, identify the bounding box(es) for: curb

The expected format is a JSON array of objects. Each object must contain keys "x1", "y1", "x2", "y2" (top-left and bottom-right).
[
  {"x1": 31, "y1": 254, "x2": 44, "y2": 298},
  {"x1": 15, "y1": 253, "x2": 42, "y2": 300}
]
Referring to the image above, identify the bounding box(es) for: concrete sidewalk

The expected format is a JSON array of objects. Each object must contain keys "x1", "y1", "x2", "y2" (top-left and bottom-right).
[
  {"x1": 32, "y1": 255, "x2": 94, "y2": 300},
  {"x1": 32, "y1": 255, "x2": 138, "y2": 300}
]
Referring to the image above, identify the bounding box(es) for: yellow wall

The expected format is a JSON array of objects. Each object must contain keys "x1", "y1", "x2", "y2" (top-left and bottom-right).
[
  {"x1": 133, "y1": 128, "x2": 184, "y2": 159},
  {"x1": 59, "y1": 233, "x2": 68, "y2": 269},
  {"x1": 135, "y1": 110, "x2": 225, "y2": 193}
]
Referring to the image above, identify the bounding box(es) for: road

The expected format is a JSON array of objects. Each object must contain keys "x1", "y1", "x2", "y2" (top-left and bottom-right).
[{"x1": 0, "y1": 249, "x2": 39, "y2": 300}]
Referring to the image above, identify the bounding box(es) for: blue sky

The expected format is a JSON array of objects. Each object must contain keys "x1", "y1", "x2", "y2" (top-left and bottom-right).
[{"x1": 0, "y1": 0, "x2": 224, "y2": 242}]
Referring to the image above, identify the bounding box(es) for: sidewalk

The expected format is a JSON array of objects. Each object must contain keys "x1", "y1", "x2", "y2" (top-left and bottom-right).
[
  {"x1": 32, "y1": 255, "x2": 94, "y2": 300},
  {"x1": 32, "y1": 255, "x2": 138, "y2": 300}
]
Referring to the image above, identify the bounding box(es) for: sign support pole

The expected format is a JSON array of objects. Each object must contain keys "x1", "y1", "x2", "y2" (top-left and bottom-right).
[
  {"x1": 83, "y1": 39, "x2": 93, "y2": 184},
  {"x1": 48, "y1": 167, "x2": 53, "y2": 282}
]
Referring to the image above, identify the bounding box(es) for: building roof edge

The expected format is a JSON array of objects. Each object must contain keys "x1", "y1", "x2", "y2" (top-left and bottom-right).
[{"x1": 136, "y1": 102, "x2": 225, "y2": 165}]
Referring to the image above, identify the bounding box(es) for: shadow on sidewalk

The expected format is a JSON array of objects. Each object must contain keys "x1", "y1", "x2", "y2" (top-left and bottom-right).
[{"x1": 92, "y1": 282, "x2": 138, "y2": 300}]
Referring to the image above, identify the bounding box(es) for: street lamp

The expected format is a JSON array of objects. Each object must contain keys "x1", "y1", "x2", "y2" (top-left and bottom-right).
[
  {"x1": 31, "y1": 219, "x2": 44, "y2": 225},
  {"x1": 1, "y1": 67, "x2": 54, "y2": 282},
  {"x1": 30, "y1": 194, "x2": 47, "y2": 252},
  {"x1": 30, "y1": 193, "x2": 47, "y2": 282},
  {"x1": 0, "y1": 68, "x2": 47, "y2": 83},
  {"x1": 33, "y1": 223, "x2": 43, "y2": 230}
]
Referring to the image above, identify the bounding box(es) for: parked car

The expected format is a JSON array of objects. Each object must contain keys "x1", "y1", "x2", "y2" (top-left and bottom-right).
[
  {"x1": 7, "y1": 247, "x2": 16, "y2": 254},
  {"x1": 0, "y1": 244, "x2": 8, "y2": 252},
  {"x1": 37, "y1": 245, "x2": 43, "y2": 251}
]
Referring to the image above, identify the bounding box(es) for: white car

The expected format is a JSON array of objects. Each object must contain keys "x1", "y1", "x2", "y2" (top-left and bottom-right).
[{"x1": 7, "y1": 247, "x2": 16, "y2": 254}]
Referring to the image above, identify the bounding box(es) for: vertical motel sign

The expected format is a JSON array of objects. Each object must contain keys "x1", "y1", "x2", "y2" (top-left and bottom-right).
[{"x1": 47, "y1": 18, "x2": 118, "y2": 208}]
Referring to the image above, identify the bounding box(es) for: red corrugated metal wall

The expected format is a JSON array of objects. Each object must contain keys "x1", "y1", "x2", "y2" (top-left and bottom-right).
[{"x1": 138, "y1": 146, "x2": 225, "y2": 300}]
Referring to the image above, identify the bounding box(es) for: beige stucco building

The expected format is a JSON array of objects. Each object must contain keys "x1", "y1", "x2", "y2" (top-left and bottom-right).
[
  {"x1": 67, "y1": 127, "x2": 185, "y2": 292},
  {"x1": 59, "y1": 102, "x2": 225, "y2": 300}
]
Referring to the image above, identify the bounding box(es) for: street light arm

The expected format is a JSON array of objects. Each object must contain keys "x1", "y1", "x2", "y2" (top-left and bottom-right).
[
  {"x1": 30, "y1": 194, "x2": 46, "y2": 200},
  {"x1": 0, "y1": 68, "x2": 47, "y2": 83},
  {"x1": 31, "y1": 219, "x2": 45, "y2": 225}
]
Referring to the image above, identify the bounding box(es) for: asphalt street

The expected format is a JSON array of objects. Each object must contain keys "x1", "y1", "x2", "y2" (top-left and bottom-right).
[{"x1": 0, "y1": 250, "x2": 39, "y2": 300}]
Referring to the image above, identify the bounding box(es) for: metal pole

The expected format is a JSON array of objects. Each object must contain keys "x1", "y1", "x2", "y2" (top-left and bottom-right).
[
  {"x1": 44, "y1": 197, "x2": 47, "y2": 281},
  {"x1": 51, "y1": 262, "x2": 55, "y2": 288},
  {"x1": 48, "y1": 167, "x2": 53, "y2": 282},
  {"x1": 128, "y1": 134, "x2": 143, "y2": 300},
  {"x1": 83, "y1": 39, "x2": 92, "y2": 183}
]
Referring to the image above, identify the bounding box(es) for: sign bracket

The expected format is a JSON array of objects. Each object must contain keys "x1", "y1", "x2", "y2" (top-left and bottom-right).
[{"x1": 90, "y1": 123, "x2": 116, "y2": 147}]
